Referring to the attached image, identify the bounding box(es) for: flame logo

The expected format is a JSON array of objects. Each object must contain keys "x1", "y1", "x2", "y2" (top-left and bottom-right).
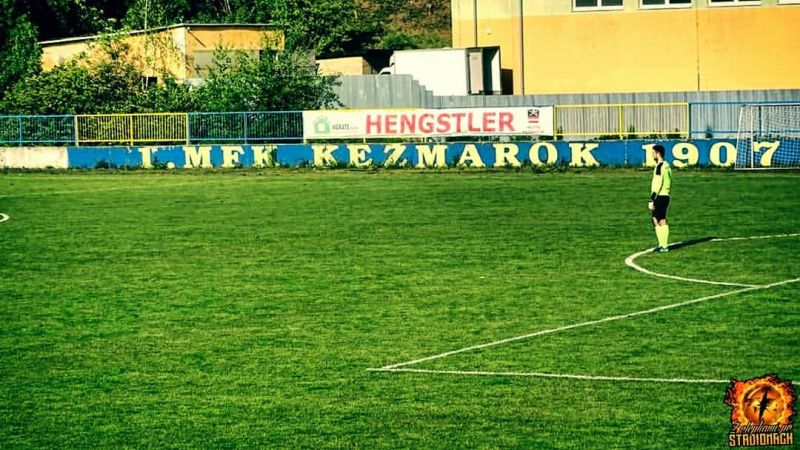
[{"x1": 725, "y1": 375, "x2": 796, "y2": 427}]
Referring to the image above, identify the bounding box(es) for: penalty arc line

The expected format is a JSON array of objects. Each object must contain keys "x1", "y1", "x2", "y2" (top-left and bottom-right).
[
  {"x1": 624, "y1": 233, "x2": 800, "y2": 288},
  {"x1": 624, "y1": 248, "x2": 756, "y2": 287}
]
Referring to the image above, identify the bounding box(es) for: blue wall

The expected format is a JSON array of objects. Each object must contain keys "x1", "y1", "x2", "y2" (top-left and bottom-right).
[{"x1": 64, "y1": 139, "x2": 794, "y2": 169}]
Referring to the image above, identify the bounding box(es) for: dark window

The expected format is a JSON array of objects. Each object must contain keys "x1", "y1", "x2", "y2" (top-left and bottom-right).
[
  {"x1": 141, "y1": 77, "x2": 158, "y2": 89},
  {"x1": 574, "y1": 0, "x2": 623, "y2": 10},
  {"x1": 642, "y1": 0, "x2": 691, "y2": 5},
  {"x1": 708, "y1": 0, "x2": 761, "y2": 4}
]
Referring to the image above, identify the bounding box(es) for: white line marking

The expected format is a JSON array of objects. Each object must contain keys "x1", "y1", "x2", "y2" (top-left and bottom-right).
[
  {"x1": 624, "y1": 233, "x2": 800, "y2": 288},
  {"x1": 371, "y1": 232, "x2": 800, "y2": 382},
  {"x1": 624, "y1": 248, "x2": 756, "y2": 287},
  {"x1": 376, "y1": 278, "x2": 799, "y2": 371},
  {"x1": 368, "y1": 368, "x2": 730, "y2": 384},
  {"x1": 714, "y1": 233, "x2": 800, "y2": 242},
  {"x1": 0, "y1": 213, "x2": 8, "y2": 223}
]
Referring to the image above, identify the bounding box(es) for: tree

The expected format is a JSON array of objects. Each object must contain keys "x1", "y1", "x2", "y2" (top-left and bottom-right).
[
  {"x1": 0, "y1": 2, "x2": 42, "y2": 101},
  {"x1": 0, "y1": 38, "x2": 195, "y2": 114},
  {"x1": 123, "y1": 0, "x2": 260, "y2": 29},
  {"x1": 261, "y1": 0, "x2": 381, "y2": 57},
  {"x1": 123, "y1": 0, "x2": 192, "y2": 30},
  {"x1": 195, "y1": 45, "x2": 339, "y2": 112},
  {"x1": 369, "y1": 0, "x2": 451, "y2": 49},
  {"x1": 19, "y1": 0, "x2": 451, "y2": 55},
  {"x1": 26, "y1": 0, "x2": 113, "y2": 41},
  {"x1": 0, "y1": 60, "x2": 136, "y2": 115},
  {"x1": 0, "y1": 33, "x2": 338, "y2": 115}
]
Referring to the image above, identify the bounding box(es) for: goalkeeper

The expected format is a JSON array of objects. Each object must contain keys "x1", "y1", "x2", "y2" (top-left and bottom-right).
[{"x1": 648, "y1": 145, "x2": 672, "y2": 253}]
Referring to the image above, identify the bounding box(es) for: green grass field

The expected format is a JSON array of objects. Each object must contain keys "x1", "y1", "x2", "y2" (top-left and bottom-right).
[{"x1": 0, "y1": 169, "x2": 798, "y2": 449}]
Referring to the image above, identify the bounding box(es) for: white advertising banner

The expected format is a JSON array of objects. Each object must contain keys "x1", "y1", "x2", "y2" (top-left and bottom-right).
[{"x1": 303, "y1": 107, "x2": 554, "y2": 139}]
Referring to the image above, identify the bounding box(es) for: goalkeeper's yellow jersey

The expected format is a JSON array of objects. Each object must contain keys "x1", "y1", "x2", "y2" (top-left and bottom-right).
[{"x1": 650, "y1": 161, "x2": 672, "y2": 199}]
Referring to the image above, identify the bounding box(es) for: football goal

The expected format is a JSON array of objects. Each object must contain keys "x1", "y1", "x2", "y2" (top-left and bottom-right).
[{"x1": 735, "y1": 103, "x2": 800, "y2": 169}]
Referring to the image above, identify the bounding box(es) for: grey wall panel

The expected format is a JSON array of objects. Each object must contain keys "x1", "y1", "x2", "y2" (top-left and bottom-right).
[{"x1": 334, "y1": 76, "x2": 800, "y2": 139}]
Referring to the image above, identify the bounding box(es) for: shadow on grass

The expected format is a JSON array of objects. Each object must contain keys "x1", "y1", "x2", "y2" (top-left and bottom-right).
[{"x1": 668, "y1": 236, "x2": 716, "y2": 252}]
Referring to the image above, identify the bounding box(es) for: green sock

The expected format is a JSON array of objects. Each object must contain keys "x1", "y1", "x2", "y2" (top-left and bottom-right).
[{"x1": 654, "y1": 226, "x2": 662, "y2": 248}]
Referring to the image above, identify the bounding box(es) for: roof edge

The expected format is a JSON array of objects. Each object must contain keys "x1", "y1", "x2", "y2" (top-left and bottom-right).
[{"x1": 40, "y1": 23, "x2": 279, "y2": 46}]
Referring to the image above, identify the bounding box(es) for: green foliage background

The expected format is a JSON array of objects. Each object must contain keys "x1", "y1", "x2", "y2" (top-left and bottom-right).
[
  {"x1": 0, "y1": 40, "x2": 338, "y2": 115},
  {"x1": 0, "y1": 0, "x2": 450, "y2": 114}
]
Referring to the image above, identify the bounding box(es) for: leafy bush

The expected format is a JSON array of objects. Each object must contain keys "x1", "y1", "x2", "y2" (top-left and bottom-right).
[
  {"x1": 194, "y1": 46, "x2": 340, "y2": 112},
  {"x1": 0, "y1": 35, "x2": 339, "y2": 115}
]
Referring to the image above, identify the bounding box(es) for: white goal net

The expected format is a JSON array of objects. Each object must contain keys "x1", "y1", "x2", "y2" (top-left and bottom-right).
[{"x1": 735, "y1": 103, "x2": 800, "y2": 169}]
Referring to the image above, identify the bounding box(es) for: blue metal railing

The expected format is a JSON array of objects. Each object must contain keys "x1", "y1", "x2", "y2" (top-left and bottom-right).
[
  {"x1": 1, "y1": 102, "x2": 799, "y2": 145},
  {"x1": 0, "y1": 112, "x2": 304, "y2": 146},
  {"x1": 188, "y1": 111, "x2": 303, "y2": 143},
  {"x1": 0, "y1": 115, "x2": 75, "y2": 146}
]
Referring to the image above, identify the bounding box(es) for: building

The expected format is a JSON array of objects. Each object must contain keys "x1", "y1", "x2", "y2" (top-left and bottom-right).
[
  {"x1": 451, "y1": 0, "x2": 800, "y2": 95},
  {"x1": 39, "y1": 23, "x2": 284, "y2": 84},
  {"x1": 316, "y1": 51, "x2": 393, "y2": 76}
]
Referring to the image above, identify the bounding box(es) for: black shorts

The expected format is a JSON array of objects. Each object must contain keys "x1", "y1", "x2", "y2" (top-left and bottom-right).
[{"x1": 652, "y1": 195, "x2": 670, "y2": 221}]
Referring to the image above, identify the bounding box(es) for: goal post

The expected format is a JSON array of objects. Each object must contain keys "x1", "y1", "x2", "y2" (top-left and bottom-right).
[{"x1": 735, "y1": 103, "x2": 800, "y2": 170}]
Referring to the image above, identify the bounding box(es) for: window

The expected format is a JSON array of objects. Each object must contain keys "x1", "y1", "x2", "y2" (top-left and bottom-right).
[
  {"x1": 141, "y1": 76, "x2": 158, "y2": 89},
  {"x1": 259, "y1": 49, "x2": 277, "y2": 61},
  {"x1": 192, "y1": 50, "x2": 259, "y2": 78},
  {"x1": 573, "y1": 0, "x2": 623, "y2": 11},
  {"x1": 192, "y1": 51, "x2": 215, "y2": 78},
  {"x1": 640, "y1": 0, "x2": 691, "y2": 9},
  {"x1": 708, "y1": 0, "x2": 761, "y2": 6}
]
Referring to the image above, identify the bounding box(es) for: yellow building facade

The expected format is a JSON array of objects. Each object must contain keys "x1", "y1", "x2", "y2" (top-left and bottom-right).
[
  {"x1": 451, "y1": 0, "x2": 800, "y2": 94},
  {"x1": 40, "y1": 24, "x2": 284, "y2": 83}
]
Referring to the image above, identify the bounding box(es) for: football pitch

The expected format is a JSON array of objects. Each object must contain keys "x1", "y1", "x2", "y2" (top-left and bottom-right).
[{"x1": 0, "y1": 169, "x2": 797, "y2": 449}]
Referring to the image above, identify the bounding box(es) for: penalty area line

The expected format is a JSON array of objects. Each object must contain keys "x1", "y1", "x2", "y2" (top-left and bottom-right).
[
  {"x1": 373, "y1": 277, "x2": 800, "y2": 372},
  {"x1": 367, "y1": 368, "x2": 730, "y2": 384},
  {"x1": 712, "y1": 233, "x2": 800, "y2": 242},
  {"x1": 370, "y1": 233, "x2": 800, "y2": 382}
]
